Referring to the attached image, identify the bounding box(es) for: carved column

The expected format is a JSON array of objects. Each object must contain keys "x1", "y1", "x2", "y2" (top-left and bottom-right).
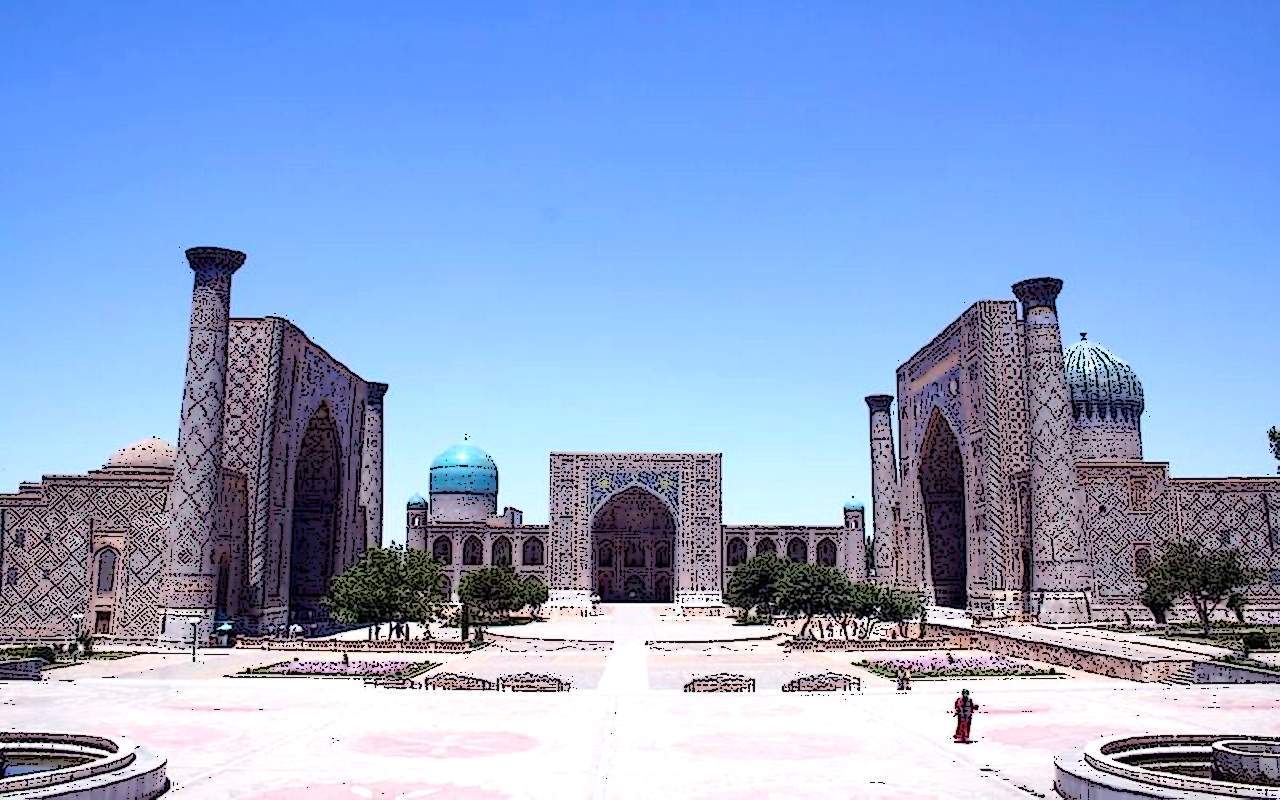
[
  {"x1": 360, "y1": 382, "x2": 388, "y2": 553},
  {"x1": 160, "y1": 246, "x2": 246, "y2": 644},
  {"x1": 865, "y1": 395, "x2": 899, "y2": 585},
  {"x1": 1012, "y1": 277, "x2": 1092, "y2": 623}
]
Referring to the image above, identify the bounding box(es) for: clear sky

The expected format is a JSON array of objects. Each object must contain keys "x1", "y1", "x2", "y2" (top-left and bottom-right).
[{"x1": 2, "y1": 3, "x2": 1277, "y2": 545}]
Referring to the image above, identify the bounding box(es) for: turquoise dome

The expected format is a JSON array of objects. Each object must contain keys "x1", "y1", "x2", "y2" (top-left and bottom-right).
[
  {"x1": 429, "y1": 443, "x2": 498, "y2": 495},
  {"x1": 843, "y1": 496, "x2": 865, "y2": 512},
  {"x1": 406, "y1": 493, "x2": 428, "y2": 509},
  {"x1": 1064, "y1": 334, "x2": 1144, "y2": 422}
]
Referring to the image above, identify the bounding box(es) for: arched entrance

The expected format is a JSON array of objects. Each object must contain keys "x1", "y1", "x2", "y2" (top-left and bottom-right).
[
  {"x1": 919, "y1": 410, "x2": 967, "y2": 609},
  {"x1": 289, "y1": 404, "x2": 341, "y2": 624},
  {"x1": 591, "y1": 486, "x2": 675, "y2": 602}
]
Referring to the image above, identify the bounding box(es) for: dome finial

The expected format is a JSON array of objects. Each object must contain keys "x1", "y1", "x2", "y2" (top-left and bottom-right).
[
  {"x1": 1080, "y1": 331, "x2": 1088, "y2": 340},
  {"x1": 463, "y1": 432, "x2": 469, "y2": 442}
]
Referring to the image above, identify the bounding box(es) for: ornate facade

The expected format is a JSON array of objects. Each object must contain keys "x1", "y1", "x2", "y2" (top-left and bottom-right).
[
  {"x1": 867, "y1": 277, "x2": 1280, "y2": 623},
  {"x1": 406, "y1": 447, "x2": 867, "y2": 607},
  {"x1": 0, "y1": 247, "x2": 385, "y2": 642}
]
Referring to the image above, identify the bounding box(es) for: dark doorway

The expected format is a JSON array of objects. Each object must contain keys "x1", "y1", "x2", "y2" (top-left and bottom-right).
[
  {"x1": 289, "y1": 404, "x2": 341, "y2": 624},
  {"x1": 919, "y1": 410, "x2": 968, "y2": 609},
  {"x1": 591, "y1": 486, "x2": 676, "y2": 602}
]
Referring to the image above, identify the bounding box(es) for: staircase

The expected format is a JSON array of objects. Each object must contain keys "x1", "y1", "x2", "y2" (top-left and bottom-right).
[{"x1": 1159, "y1": 663, "x2": 1198, "y2": 686}]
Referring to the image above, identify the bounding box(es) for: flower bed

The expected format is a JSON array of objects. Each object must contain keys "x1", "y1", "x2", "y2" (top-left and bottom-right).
[
  {"x1": 241, "y1": 660, "x2": 438, "y2": 679},
  {"x1": 858, "y1": 652, "x2": 1058, "y2": 679}
]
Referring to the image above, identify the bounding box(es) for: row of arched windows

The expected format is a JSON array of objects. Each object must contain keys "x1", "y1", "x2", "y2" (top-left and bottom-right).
[
  {"x1": 724, "y1": 537, "x2": 838, "y2": 568},
  {"x1": 431, "y1": 535, "x2": 544, "y2": 567},
  {"x1": 596, "y1": 541, "x2": 671, "y2": 569}
]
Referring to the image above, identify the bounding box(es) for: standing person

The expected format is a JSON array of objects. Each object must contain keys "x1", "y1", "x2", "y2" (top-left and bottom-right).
[
  {"x1": 903, "y1": 667, "x2": 912, "y2": 691},
  {"x1": 953, "y1": 689, "x2": 979, "y2": 743},
  {"x1": 896, "y1": 667, "x2": 906, "y2": 691}
]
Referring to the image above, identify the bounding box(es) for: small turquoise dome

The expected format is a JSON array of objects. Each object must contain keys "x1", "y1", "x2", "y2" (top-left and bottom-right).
[
  {"x1": 843, "y1": 496, "x2": 865, "y2": 512},
  {"x1": 406, "y1": 493, "x2": 428, "y2": 509},
  {"x1": 429, "y1": 443, "x2": 498, "y2": 495},
  {"x1": 1064, "y1": 333, "x2": 1144, "y2": 422}
]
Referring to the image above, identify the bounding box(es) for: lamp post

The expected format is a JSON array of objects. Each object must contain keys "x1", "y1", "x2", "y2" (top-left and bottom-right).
[
  {"x1": 188, "y1": 618, "x2": 199, "y2": 663},
  {"x1": 70, "y1": 613, "x2": 84, "y2": 663}
]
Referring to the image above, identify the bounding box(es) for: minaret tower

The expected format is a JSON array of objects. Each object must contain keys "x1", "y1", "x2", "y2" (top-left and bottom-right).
[
  {"x1": 1011, "y1": 277, "x2": 1092, "y2": 623},
  {"x1": 360, "y1": 382, "x2": 389, "y2": 551},
  {"x1": 159, "y1": 246, "x2": 246, "y2": 644},
  {"x1": 865, "y1": 394, "x2": 899, "y2": 585}
]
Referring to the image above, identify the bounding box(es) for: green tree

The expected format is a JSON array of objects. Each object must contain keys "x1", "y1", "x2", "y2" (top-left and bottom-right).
[
  {"x1": 848, "y1": 581, "x2": 884, "y2": 639},
  {"x1": 1151, "y1": 539, "x2": 1263, "y2": 636},
  {"x1": 324, "y1": 546, "x2": 403, "y2": 638},
  {"x1": 402, "y1": 548, "x2": 449, "y2": 639},
  {"x1": 724, "y1": 555, "x2": 787, "y2": 621},
  {"x1": 775, "y1": 563, "x2": 850, "y2": 639},
  {"x1": 1226, "y1": 592, "x2": 1248, "y2": 623},
  {"x1": 521, "y1": 575, "x2": 549, "y2": 618},
  {"x1": 877, "y1": 588, "x2": 923, "y2": 638},
  {"x1": 1139, "y1": 565, "x2": 1176, "y2": 624},
  {"x1": 1269, "y1": 426, "x2": 1280, "y2": 474},
  {"x1": 458, "y1": 566, "x2": 525, "y2": 630}
]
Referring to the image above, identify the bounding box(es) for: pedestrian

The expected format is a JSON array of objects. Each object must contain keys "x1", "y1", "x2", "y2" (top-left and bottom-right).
[
  {"x1": 903, "y1": 667, "x2": 912, "y2": 691},
  {"x1": 953, "y1": 688, "x2": 979, "y2": 743},
  {"x1": 896, "y1": 667, "x2": 906, "y2": 692},
  {"x1": 342, "y1": 652, "x2": 350, "y2": 667}
]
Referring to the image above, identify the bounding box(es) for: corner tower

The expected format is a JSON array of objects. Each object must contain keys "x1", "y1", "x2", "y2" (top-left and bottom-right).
[
  {"x1": 1012, "y1": 277, "x2": 1092, "y2": 623},
  {"x1": 159, "y1": 246, "x2": 246, "y2": 644},
  {"x1": 865, "y1": 395, "x2": 899, "y2": 585}
]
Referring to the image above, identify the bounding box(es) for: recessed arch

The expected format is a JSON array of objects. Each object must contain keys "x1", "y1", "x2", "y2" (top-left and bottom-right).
[
  {"x1": 432, "y1": 536, "x2": 453, "y2": 565},
  {"x1": 591, "y1": 485, "x2": 675, "y2": 602},
  {"x1": 491, "y1": 536, "x2": 512, "y2": 567},
  {"x1": 289, "y1": 402, "x2": 341, "y2": 624},
  {"x1": 919, "y1": 408, "x2": 968, "y2": 609},
  {"x1": 755, "y1": 537, "x2": 776, "y2": 557},
  {"x1": 94, "y1": 547, "x2": 119, "y2": 595},
  {"x1": 462, "y1": 535, "x2": 483, "y2": 566},
  {"x1": 726, "y1": 537, "x2": 747, "y2": 567},
  {"x1": 787, "y1": 537, "x2": 808, "y2": 563},
  {"x1": 521, "y1": 537, "x2": 544, "y2": 566},
  {"x1": 816, "y1": 538, "x2": 837, "y2": 567}
]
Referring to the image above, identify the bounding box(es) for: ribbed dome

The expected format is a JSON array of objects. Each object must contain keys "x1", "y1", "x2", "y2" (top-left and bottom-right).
[
  {"x1": 843, "y1": 496, "x2": 865, "y2": 512},
  {"x1": 1064, "y1": 334, "x2": 1144, "y2": 422},
  {"x1": 429, "y1": 443, "x2": 498, "y2": 495},
  {"x1": 406, "y1": 493, "x2": 428, "y2": 509},
  {"x1": 105, "y1": 437, "x2": 176, "y2": 471}
]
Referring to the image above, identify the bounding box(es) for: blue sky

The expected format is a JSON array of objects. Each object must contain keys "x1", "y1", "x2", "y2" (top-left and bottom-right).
[{"x1": 2, "y1": 3, "x2": 1277, "y2": 543}]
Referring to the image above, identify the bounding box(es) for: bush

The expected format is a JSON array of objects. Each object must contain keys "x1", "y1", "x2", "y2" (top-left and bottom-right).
[
  {"x1": 0, "y1": 645, "x2": 57, "y2": 663},
  {"x1": 1242, "y1": 631, "x2": 1271, "y2": 651}
]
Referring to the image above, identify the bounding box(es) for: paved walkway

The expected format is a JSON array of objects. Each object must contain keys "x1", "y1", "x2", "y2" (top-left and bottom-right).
[{"x1": 596, "y1": 605, "x2": 654, "y2": 693}]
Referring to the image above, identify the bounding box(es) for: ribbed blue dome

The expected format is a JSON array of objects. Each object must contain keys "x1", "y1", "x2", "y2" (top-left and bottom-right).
[
  {"x1": 1064, "y1": 334, "x2": 1144, "y2": 422},
  {"x1": 406, "y1": 493, "x2": 428, "y2": 509},
  {"x1": 429, "y1": 443, "x2": 498, "y2": 495},
  {"x1": 843, "y1": 496, "x2": 865, "y2": 511}
]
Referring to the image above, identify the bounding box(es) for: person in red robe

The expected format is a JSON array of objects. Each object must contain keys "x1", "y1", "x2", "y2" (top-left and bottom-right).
[{"x1": 953, "y1": 688, "x2": 978, "y2": 743}]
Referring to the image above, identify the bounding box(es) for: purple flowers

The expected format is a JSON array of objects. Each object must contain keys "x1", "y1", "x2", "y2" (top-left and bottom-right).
[
  {"x1": 255, "y1": 660, "x2": 421, "y2": 677},
  {"x1": 862, "y1": 653, "x2": 1054, "y2": 678}
]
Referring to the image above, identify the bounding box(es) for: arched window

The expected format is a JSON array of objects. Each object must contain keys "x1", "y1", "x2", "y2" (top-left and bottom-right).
[
  {"x1": 492, "y1": 537, "x2": 512, "y2": 567},
  {"x1": 215, "y1": 558, "x2": 231, "y2": 618},
  {"x1": 816, "y1": 538, "x2": 837, "y2": 567},
  {"x1": 787, "y1": 537, "x2": 808, "y2": 563},
  {"x1": 597, "y1": 541, "x2": 614, "y2": 567},
  {"x1": 432, "y1": 536, "x2": 453, "y2": 565},
  {"x1": 726, "y1": 537, "x2": 747, "y2": 567},
  {"x1": 463, "y1": 536, "x2": 483, "y2": 566},
  {"x1": 755, "y1": 537, "x2": 776, "y2": 557},
  {"x1": 440, "y1": 574, "x2": 452, "y2": 600},
  {"x1": 654, "y1": 542, "x2": 671, "y2": 569},
  {"x1": 625, "y1": 540, "x2": 645, "y2": 568},
  {"x1": 523, "y1": 537, "x2": 545, "y2": 566},
  {"x1": 95, "y1": 548, "x2": 118, "y2": 594},
  {"x1": 1134, "y1": 546, "x2": 1152, "y2": 577}
]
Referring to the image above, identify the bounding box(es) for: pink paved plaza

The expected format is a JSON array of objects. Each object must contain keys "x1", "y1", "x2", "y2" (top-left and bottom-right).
[{"x1": 3, "y1": 607, "x2": 1279, "y2": 799}]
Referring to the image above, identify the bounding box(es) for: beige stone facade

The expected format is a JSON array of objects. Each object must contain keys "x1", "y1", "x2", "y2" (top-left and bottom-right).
[{"x1": 867, "y1": 277, "x2": 1280, "y2": 623}]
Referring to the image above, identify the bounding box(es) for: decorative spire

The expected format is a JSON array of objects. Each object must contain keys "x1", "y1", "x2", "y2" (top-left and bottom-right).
[{"x1": 1080, "y1": 332, "x2": 1088, "y2": 340}]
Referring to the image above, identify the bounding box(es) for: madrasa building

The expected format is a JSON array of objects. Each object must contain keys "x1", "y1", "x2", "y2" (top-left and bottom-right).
[
  {"x1": 0, "y1": 247, "x2": 386, "y2": 643},
  {"x1": 864, "y1": 277, "x2": 1280, "y2": 624}
]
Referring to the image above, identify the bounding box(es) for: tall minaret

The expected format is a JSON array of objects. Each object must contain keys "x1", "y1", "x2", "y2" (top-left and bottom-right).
[
  {"x1": 159, "y1": 246, "x2": 246, "y2": 644},
  {"x1": 360, "y1": 382, "x2": 389, "y2": 552},
  {"x1": 1012, "y1": 277, "x2": 1092, "y2": 623},
  {"x1": 865, "y1": 394, "x2": 899, "y2": 585}
]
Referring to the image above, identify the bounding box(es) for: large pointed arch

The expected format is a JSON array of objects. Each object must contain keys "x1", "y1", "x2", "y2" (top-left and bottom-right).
[
  {"x1": 289, "y1": 402, "x2": 341, "y2": 624},
  {"x1": 590, "y1": 485, "x2": 675, "y2": 602},
  {"x1": 919, "y1": 408, "x2": 968, "y2": 609}
]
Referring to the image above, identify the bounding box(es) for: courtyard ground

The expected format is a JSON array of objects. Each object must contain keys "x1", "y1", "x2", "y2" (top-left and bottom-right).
[{"x1": 2, "y1": 605, "x2": 1278, "y2": 799}]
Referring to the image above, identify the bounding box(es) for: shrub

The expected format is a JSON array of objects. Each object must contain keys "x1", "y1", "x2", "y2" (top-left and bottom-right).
[{"x1": 1242, "y1": 631, "x2": 1271, "y2": 651}]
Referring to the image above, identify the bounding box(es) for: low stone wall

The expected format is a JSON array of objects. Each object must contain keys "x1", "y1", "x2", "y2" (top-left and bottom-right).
[
  {"x1": 784, "y1": 635, "x2": 969, "y2": 652},
  {"x1": 683, "y1": 673, "x2": 756, "y2": 693},
  {"x1": 0, "y1": 658, "x2": 44, "y2": 680},
  {"x1": 234, "y1": 637, "x2": 478, "y2": 654},
  {"x1": 1195, "y1": 661, "x2": 1280, "y2": 684},
  {"x1": 940, "y1": 625, "x2": 1192, "y2": 682}
]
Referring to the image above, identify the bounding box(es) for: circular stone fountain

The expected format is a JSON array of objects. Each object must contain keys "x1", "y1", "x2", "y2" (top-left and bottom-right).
[
  {"x1": 1056, "y1": 735, "x2": 1280, "y2": 799},
  {"x1": 0, "y1": 732, "x2": 167, "y2": 799}
]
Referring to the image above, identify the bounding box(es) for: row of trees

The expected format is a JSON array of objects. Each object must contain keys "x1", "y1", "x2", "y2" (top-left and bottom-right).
[
  {"x1": 322, "y1": 545, "x2": 548, "y2": 638},
  {"x1": 1139, "y1": 539, "x2": 1262, "y2": 635},
  {"x1": 725, "y1": 555, "x2": 922, "y2": 639}
]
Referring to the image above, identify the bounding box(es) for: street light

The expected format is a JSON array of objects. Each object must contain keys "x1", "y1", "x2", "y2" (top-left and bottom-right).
[
  {"x1": 187, "y1": 618, "x2": 200, "y2": 663},
  {"x1": 70, "y1": 614, "x2": 84, "y2": 663}
]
